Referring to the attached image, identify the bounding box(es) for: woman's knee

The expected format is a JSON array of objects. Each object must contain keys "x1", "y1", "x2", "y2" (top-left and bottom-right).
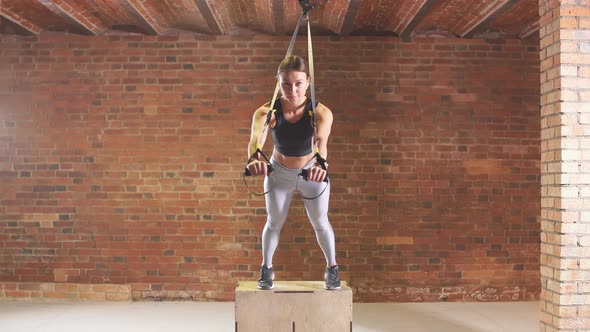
[
  {"x1": 265, "y1": 217, "x2": 286, "y2": 231},
  {"x1": 309, "y1": 216, "x2": 331, "y2": 232}
]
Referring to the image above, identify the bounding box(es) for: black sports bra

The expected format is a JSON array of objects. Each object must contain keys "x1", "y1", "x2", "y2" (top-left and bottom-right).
[{"x1": 269, "y1": 99, "x2": 315, "y2": 157}]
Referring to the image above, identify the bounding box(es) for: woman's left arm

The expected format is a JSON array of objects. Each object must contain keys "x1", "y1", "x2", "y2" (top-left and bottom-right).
[
  {"x1": 314, "y1": 103, "x2": 333, "y2": 160},
  {"x1": 306, "y1": 103, "x2": 333, "y2": 182}
]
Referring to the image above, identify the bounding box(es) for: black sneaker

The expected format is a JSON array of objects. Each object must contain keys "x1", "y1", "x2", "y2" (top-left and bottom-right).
[
  {"x1": 257, "y1": 265, "x2": 274, "y2": 290},
  {"x1": 324, "y1": 265, "x2": 341, "y2": 290}
]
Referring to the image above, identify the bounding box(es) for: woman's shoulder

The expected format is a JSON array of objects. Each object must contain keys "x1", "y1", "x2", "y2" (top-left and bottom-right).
[
  {"x1": 254, "y1": 102, "x2": 273, "y2": 115},
  {"x1": 313, "y1": 101, "x2": 332, "y2": 115}
]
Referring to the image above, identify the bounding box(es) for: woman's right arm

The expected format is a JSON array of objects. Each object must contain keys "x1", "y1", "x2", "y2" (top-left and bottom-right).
[{"x1": 246, "y1": 104, "x2": 271, "y2": 176}]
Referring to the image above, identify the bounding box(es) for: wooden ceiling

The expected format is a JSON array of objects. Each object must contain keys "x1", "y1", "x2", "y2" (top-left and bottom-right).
[{"x1": 0, "y1": 0, "x2": 539, "y2": 40}]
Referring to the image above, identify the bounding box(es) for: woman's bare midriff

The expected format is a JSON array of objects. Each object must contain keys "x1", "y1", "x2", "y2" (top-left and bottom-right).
[{"x1": 272, "y1": 149, "x2": 314, "y2": 169}]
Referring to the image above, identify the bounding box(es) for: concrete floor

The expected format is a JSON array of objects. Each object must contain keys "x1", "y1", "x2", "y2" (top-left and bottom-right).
[{"x1": 0, "y1": 300, "x2": 538, "y2": 332}]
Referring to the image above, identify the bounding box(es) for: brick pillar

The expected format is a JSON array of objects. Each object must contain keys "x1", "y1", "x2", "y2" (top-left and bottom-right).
[{"x1": 539, "y1": 0, "x2": 590, "y2": 331}]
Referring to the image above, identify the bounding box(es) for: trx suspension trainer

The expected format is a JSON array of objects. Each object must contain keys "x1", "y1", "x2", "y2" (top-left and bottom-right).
[{"x1": 243, "y1": 0, "x2": 328, "y2": 199}]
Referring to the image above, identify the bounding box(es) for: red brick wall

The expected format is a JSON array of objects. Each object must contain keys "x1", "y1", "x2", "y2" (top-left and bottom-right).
[{"x1": 0, "y1": 33, "x2": 540, "y2": 302}]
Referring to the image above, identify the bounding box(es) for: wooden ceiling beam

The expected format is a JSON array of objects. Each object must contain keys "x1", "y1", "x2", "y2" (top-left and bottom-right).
[
  {"x1": 0, "y1": 5, "x2": 42, "y2": 35},
  {"x1": 339, "y1": 0, "x2": 362, "y2": 36},
  {"x1": 117, "y1": 0, "x2": 162, "y2": 35},
  {"x1": 36, "y1": 0, "x2": 106, "y2": 35},
  {"x1": 399, "y1": 0, "x2": 438, "y2": 42},
  {"x1": 519, "y1": 20, "x2": 540, "y2": 39},
  {"x1": 460, "y1": 0, "x2": 516, "y2": 38},
  {"x1": 193, "y1": 0, "x2": 223, "y2": 35}
]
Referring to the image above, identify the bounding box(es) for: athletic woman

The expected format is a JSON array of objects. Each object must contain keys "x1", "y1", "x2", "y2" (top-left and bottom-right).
[{"x1": 246, "y1": 55, "x2": 340, "y2": 290}]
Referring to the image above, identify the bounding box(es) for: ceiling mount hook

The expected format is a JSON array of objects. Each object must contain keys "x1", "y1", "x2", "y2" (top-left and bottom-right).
[{"x1": 299, "y1": 0, "x2": 318, "y2": 15}]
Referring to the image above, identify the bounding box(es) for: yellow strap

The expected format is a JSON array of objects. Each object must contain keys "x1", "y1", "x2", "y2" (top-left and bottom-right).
[
  {"x1": 307, "y1": 16, "x2": 319, "y2": 153},
  {"x1": 257, "y1": 11, "x2": 318, "y2": 154},
  {"x1": 269, "y1": 13, "x2": 305, "y2": 111},
  {"x1": 260, "y1": 13, "x2": 306, "y2": 152}
]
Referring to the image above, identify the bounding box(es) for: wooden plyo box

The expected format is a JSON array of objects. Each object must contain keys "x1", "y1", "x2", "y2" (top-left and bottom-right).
[{"x1": 235, "y1": 281, "x2": 352, "y2": 332}]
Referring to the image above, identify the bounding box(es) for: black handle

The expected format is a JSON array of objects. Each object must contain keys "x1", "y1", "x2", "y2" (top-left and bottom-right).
[
  {"x1": 299, "y1": 168, "x2": 328, "y2": 182},
  {"x1": 244, "y1": 148, "x2": 273, "y2": 177},
  {"x1": 244, "y1": 163, "x2": 273, "y2": 177}
]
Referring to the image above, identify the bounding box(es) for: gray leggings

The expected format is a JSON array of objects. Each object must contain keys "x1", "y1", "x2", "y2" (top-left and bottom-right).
[{"x1": 262, "y1": 158, "x2": 336, "y2": 267}]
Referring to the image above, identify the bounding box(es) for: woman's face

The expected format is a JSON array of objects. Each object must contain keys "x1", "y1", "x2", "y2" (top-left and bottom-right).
[{"x1": 278, "y1": 70, "x2": 309, "y2": 105}]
